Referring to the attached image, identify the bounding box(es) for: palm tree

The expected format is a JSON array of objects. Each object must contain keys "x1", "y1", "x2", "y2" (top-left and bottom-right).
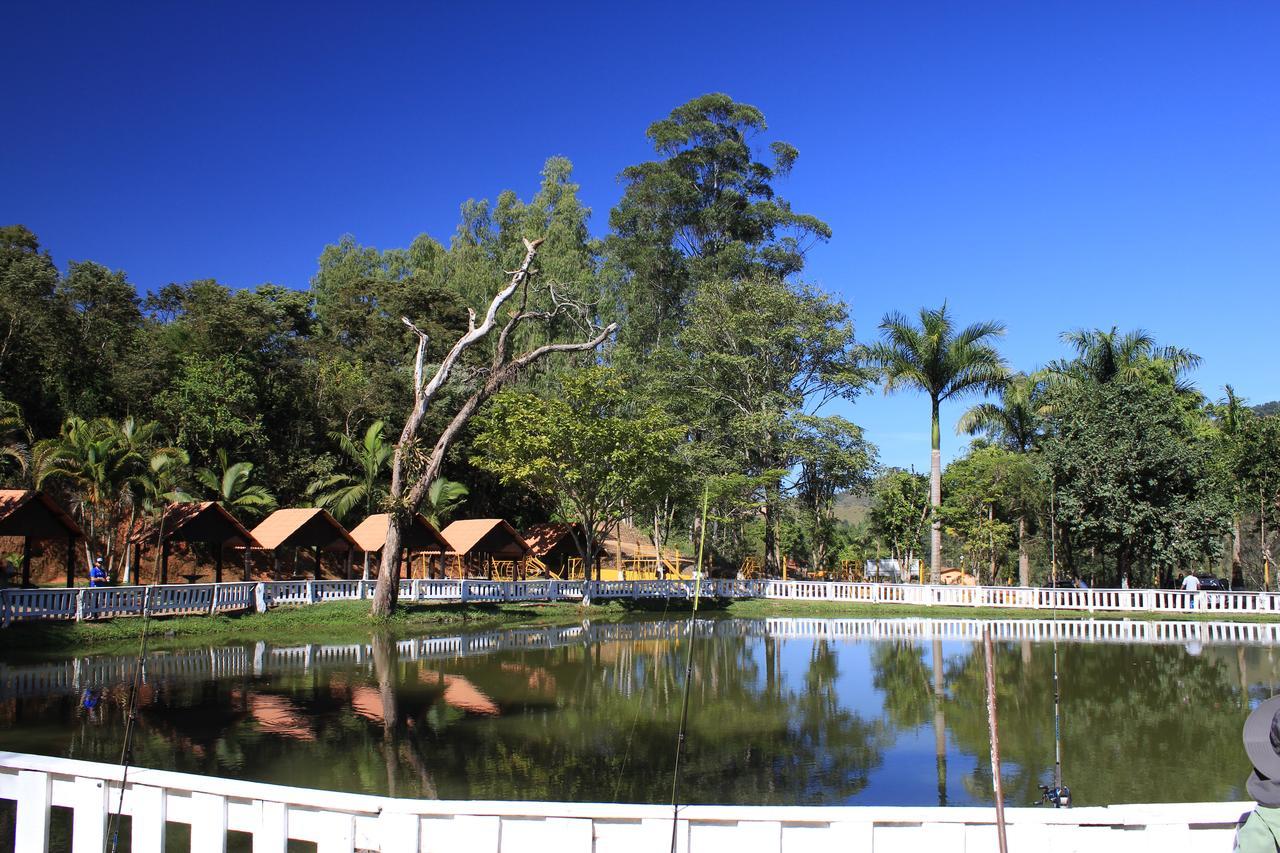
[
  {"x1": 422, "y1": 477, "x2": 469, "y2": 528},
  {"x1": 1049, "y1": 326, "x2": 1201, "y2": 394},
  {"x1": 130, "y1": 448, "x2": 190, "y2": 584},
  {"x1": 58, "y1": 417, "x2": 158, "y2": 572},
  {"x1": 194, "y1": 449, "x2": 277, "y2": 521},
  {"x1": 868, "y1": 304, "x2": 1008, "y2": 582},
  {"x1": 306, "y1": 420, "x2": 393, "y2": 523},
  {"x1": 957, "y1": 373, "x2": 1043, "y2": 586},
  {"x1": 0, "y1": 400, "x2": 67, "y2": 489}
]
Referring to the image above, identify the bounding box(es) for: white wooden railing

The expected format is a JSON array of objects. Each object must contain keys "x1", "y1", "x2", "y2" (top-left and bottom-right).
[
  {"x1": 0, "y1": 751, "x2": 1250, "y2": 852},
  {"x1": 4, "y1": 578, "x2": 1280, "y2": 626}
]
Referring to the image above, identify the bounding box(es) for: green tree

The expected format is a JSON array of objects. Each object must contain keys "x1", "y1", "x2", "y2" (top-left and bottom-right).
[
  {"x1": 868, "y1": 304, "x2": 1008, "y2": 582},
  {"x1": 194, "y1": 449, "x2": 278, "y2": 521},
  {"x1": 421, "y1": 478, "x2": 469, "y2": 529},
  {"x1": 791, "y1": 415, "x2": 876, "y2": 573},
  {"x1": 957, "y1": 373, "x2": 1046, "y2": 584},
  {"x1": 656, "y1": 276, "x2": 865, "y2": 574},
  {"x1": 306, "y1": 420, "x2": 394, "y2": 524},
  {"x1": 0, "y1": 226, "x2": 66, "y2": 433},
  {"x1": 472, "y1": 367, "x2": 686, "y2": 576},
  {"x1": 1042, "y1": 378, "x2": 1231, "y2": 586},
  {"x1": 1049, "y1": 326, "x2": 1201, "y2": 397},
  {"x1": 1234, "y1": 414, "x2": 1280, "y2": 589},
  {"x1": 155, "y1": 354, "x2": 264, "y2": 464},
  {"x1": 606, "y1": 93, "x2": 830, "y2": 353},
  {"x1": 868, "y1": 469, "x2": 930, "y2": 571}
]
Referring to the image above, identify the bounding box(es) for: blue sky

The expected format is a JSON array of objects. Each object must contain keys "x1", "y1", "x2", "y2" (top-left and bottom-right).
[{"x1": 3, "y1": 2, "x2": 1277, "y2": 469}]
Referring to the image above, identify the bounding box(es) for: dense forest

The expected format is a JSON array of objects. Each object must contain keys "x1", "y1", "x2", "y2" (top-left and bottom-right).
[{"x1": 3, "y1": 94, "x2": 1278, "y2": 589}]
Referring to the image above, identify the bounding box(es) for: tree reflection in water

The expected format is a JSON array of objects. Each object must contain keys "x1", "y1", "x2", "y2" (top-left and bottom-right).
[{"x1": 0, "y1": 619, "x2": 1272, "y2": 806}]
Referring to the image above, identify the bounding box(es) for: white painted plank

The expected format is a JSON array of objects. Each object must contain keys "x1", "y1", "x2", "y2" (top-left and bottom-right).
[
  {"x1": 71, "y1": 775, "x2": 108, "y2": 853},
  {"x1": 498, "y1": 816, "x2": 593, "y2": 853},
  {"x1": 377, "y1": 811, "x2": 421, "y2": 853},
  {"x1": 191, "y1": 791, "x2": 228, "y2": 853},
  {"x1": 421, "y1": 814, "x2": 501, "y2": 853},
  {"x1": 315, "y1": 812, "x2": 355, "y2": 853},
  {"x1": 688, "y1": 820, "x2": 781, "y2": 853},
  {"x1": 15, "y1": 770, "x2": 51, "y2": 852},
  {"x1": 128, "y1": 784, "x2": 167, "y2": 853},
  {"x1": 254, "y1": 800, "x2": 288, "y2": 853}
]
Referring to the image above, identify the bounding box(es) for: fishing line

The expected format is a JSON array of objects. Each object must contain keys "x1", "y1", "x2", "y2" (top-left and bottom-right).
[
  {"x1": 669, "y1": 485, "x2": 709, "y2": 853},
  {"x1": 106, "y1": 586, "x2": 152, "y2": 853}
]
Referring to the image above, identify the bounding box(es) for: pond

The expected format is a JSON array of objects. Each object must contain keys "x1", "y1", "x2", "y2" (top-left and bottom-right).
[{"x1": 0, "y1": 617, "x2": 1270, "y2": 808}]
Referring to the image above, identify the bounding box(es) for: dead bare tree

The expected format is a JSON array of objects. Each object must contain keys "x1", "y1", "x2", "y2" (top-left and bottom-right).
[{"x1": 370, "y1": 237, "x2": 617, "y2": 616}]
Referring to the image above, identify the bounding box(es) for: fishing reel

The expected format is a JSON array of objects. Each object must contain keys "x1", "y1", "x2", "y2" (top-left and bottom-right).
[{"x1": 1036, "y1": 784, "x2": 1071, "y2": 808}]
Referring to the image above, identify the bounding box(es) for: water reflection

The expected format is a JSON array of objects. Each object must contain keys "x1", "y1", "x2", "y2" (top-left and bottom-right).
[{"x1": 0, "y1": 618, "x2": 1272, "y2": 806}]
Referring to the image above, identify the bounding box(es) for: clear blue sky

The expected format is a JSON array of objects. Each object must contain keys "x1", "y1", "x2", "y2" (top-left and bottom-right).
[{"x1": 3, "y1": 2, "x2": 1277, "y2": 469}]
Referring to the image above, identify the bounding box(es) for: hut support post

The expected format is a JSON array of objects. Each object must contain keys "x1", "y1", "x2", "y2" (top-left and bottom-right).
[
  {"x1": 244, "y1": 548, "x2": 251, "y2": 582},
  {"x1": 64, "y1": 535, "x2": 74, "y2": 587},
  {"x1": 362, "y1": 550, "x2": 370, "y2": 581},
  {"x1": 161, "y1": 540, "x2": 170, "y2": 585},
  {"x1": 344, "y1": 548, "x2": 353, "y2": 580},
  {"x1": 313, "y1": 544, "x2": 322, "y2": 581},
  {"x1": 21, "y1": 536, "x2": 32, "y2": 588},
  {"x1": 215, "y1": 545, "x2": 224, "y2": 584}
]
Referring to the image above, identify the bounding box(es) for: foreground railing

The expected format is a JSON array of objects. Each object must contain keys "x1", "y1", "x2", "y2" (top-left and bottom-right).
[
  {"x1": 0, "y1": 752, "x2": 1249, "y2": 853},
  {"x1": 4, "y1": 577, "x2": 1280, "y2": 626}
]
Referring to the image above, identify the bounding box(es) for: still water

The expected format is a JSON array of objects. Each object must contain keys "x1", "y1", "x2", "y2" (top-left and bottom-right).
[{"x1": 0, "y1": 617, "x2": 1269, "y2": 807}]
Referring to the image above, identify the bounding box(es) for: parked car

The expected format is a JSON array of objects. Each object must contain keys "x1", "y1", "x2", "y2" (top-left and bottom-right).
[{"x1": 1195, "y1": 575, "x2": 1229, "y2": 591}]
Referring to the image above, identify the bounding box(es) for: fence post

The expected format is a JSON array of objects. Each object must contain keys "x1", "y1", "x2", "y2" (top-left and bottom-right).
[
  {"x1": 255, "y1": 582, "x2": 268, "y2": 613},
  {"x1": 209, "y1": 584, "x2": 218, "y2": 615},
  {"x1": 306, "y1": 581, "x2": 316, "y2": 605},
  {"x1": 459, "y1": 580, "x2": 469, "y2": 603},
  {"x1": 75, "y1": 589, "x2": 87, "y2": 622}
]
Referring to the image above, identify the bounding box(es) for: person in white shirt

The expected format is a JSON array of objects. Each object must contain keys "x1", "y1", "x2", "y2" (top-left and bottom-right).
[{"x1": 1182, "y1": 573, "x2": 1201, "y2": 592}]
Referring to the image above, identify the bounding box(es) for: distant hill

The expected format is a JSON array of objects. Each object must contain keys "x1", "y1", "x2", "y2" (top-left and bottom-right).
[
  {"x1": 1255, "y1": 401, "x2": 1280, "y2": 417},
  {"x1": 833, "y1": 491, "x2": 872, "y2": 526}
]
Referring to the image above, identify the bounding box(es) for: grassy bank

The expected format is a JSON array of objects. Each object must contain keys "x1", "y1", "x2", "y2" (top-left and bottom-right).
[{"x1": 3, "y1": 595, "x2": 1276, "y2": 658}]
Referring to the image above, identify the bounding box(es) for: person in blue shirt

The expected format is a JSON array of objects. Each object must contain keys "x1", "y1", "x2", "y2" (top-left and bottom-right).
[{"x1": 89, "y1": 557, "x2": 108, "y2": 587}]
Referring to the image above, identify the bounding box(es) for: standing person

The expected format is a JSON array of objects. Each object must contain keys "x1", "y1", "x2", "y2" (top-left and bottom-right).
[
  {"x1": 89, "y1": 557, "x2": 108, "y2": 587},
  {"x1": 1183, "y1": 572, "x2": 1201, "y2": 592},
  {"x1": 1237, "y1": 696, "x2": 1280, "y2": 851}
]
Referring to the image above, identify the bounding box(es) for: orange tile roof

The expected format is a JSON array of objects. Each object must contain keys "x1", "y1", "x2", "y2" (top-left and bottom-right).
[
  {"x1": 521, "y1": 522, "x2": 601, "y2": 557},
  {"x1": 249, "y1": 508, "x2": 357, "y2": 551},
  {"x1": 348, "y1": 513, "x2": 449, "y2": 553},
  {"x1": 439, "y1": 518, "x2": 530, "y2": 557},
  {"x1": 0, "y1": 490, "x2": 83, "y2": 538},
  {"x1": 129, "y1": 501, "x2": 259, "y2": 547}
]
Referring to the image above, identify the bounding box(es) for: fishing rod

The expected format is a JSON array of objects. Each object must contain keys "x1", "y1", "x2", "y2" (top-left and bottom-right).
[
  {"x1": 1039, "y1": 481, "x2": 1070, "y2": 808},
  {"x1": 669, "y1": 485, "x2": 710, "y2": 853},
  {"x1": 106, "y1": 586, "x2": 153, "y2": 853}
]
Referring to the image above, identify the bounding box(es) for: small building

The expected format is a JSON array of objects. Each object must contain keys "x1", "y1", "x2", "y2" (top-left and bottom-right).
[
  {"x1": 522, "y1": 522, "x2": 602, "y2": 578},
  {"x1": 349, "y1": 513, "x2": 451, "y2": 580},
  {"x1": 129, "y1": 501, "x2": 259, "y2": 584},
  {"x1": 0, "y1": 490, "x2": 82, "y2": 587},
  {"x1": 439, "y1": 519, "x2": 531, "y2": 579},
  {"x1": 250, "y1": 508, "x2": 358, "y2": 580}
]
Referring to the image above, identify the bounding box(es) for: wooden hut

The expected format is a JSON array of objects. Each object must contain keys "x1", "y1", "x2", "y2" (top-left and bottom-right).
[
  {"x1": 249, "y1": 508, "x2": 358, "y2": 580},
  {"x1": 349, "y1": 513, "x2": 451, "y2": 580},
  {"x1": 130, "y1": 502, "x2": 260, "y2": 584},
  {"x1": 439, "y1": 519, "x2": 531, "y2": 579},
  {"x1": 0, "y1": 490, "x2": 82, "y2": 587},
  {"x1": 522, "y1": 522, "x2": 601, "y2": 578}
]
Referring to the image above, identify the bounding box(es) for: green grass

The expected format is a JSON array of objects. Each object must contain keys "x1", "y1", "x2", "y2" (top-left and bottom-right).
[
  {"x1": 0, "y1": 599, "x2": 632, "y2": 659},
  {"x1": 3, "y1": 595, "x2": 1275, "y2": 659}
]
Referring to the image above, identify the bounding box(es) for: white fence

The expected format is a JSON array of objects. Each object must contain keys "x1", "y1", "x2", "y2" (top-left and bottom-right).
[
  {"x1": 4, "y1": 578, "x2": 1280, "y2": 626},
  {"x1": 0, "y1": 751, "x2": 1250, "y2": 853}
]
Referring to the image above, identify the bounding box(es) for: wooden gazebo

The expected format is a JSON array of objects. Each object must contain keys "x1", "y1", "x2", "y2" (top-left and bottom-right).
[
  {"x1": 439, "y1": 519, "x2": 531, "y2": 579},
  {"x1": 0, "y1": 490, "x2": 82, "y2": 587},
  {"x1": 249, "y1": 508, "x2": 358, "y2": 580},
  {"x1": 349, "y1": 513, "x2": 451, "y2": 580},
  {"x1": 130, "y1": 502, "x2": 260, "y2": 584},
  {"x1": 522, "y1": 522, "x2": 601, "y2": 578}
]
